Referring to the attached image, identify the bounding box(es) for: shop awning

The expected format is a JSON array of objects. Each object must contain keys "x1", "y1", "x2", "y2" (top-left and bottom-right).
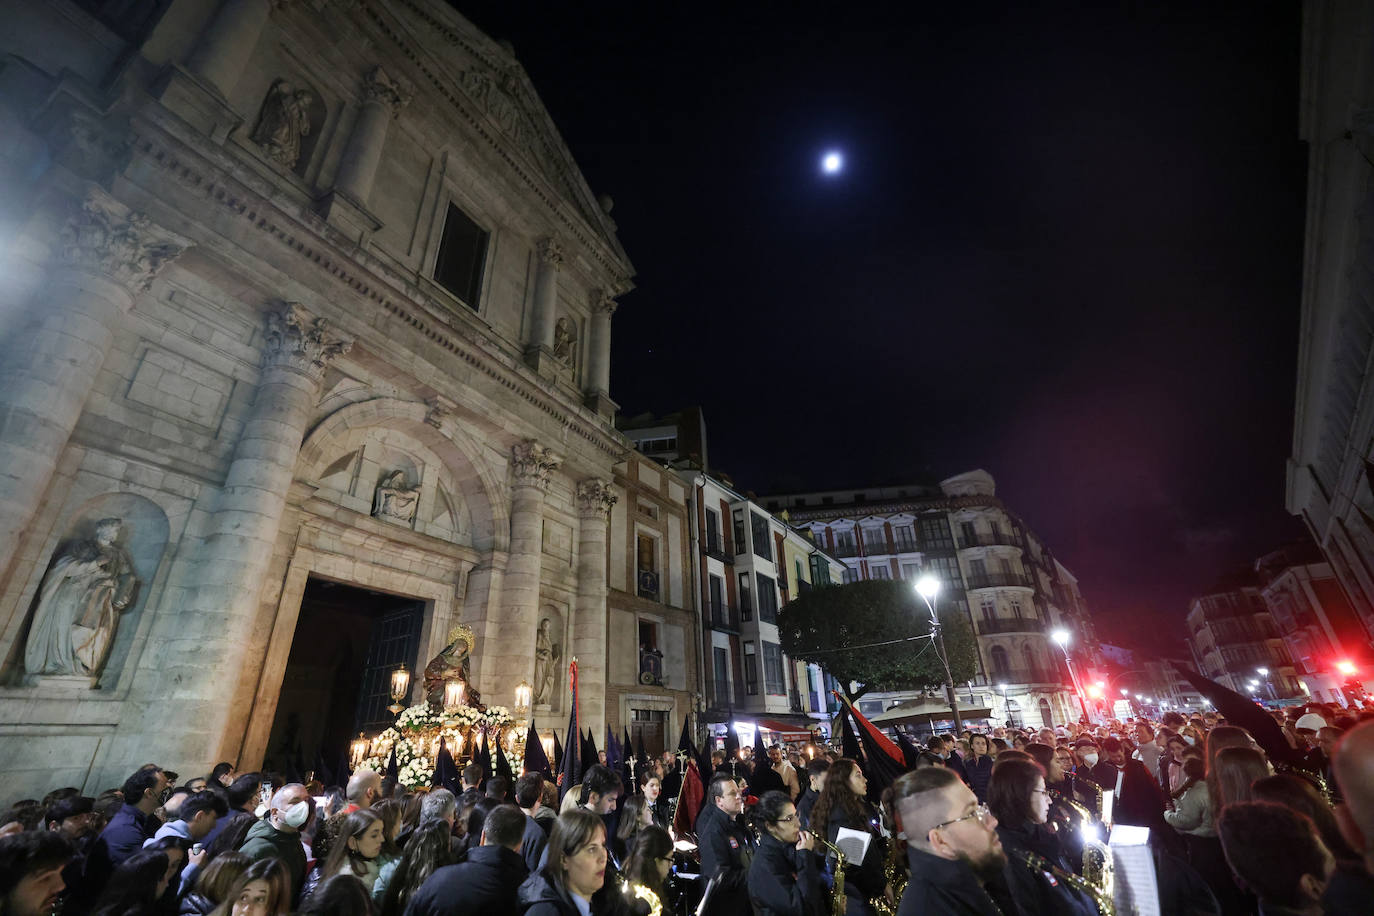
[
  {"x1": 755, "y1": 717, "x2": 822, "y2": 739},
  {"x1": 867, "y1": 698, "x2": 995, "y2": 726}
]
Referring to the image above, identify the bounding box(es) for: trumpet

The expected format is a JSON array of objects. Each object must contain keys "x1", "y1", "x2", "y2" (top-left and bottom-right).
[
  {"x1": 622, "y1": 881, "x2": 663, "y2": 916},
  {"x1": 812, "y1": 836, "x2": 848, "y2": 916},
  {"x1": 1015, "y1": 848, "x2": 1114, "y2": 916}
]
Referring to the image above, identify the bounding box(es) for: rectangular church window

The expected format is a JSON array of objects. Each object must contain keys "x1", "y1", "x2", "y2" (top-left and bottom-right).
[{"x1": 433, "y1": 202, "x2": 488, "y2": 310}]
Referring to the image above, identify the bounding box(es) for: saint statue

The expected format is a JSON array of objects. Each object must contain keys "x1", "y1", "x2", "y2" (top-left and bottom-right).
[
  {"x1": 25, "y1": 518, "x2": 140, "y2": 684},
  {"x1": 552, "y1": 316, "x2": 576, "y2": 367},
  {"x1": 373, "y1": 470, "x2": 420, "y2": 525},
  {"x1": 251, "y1": 79, "x2": 314, "y2": 169},
  {"x1": 533, "y1": 617, "x2": 561, "y2": 705},
  {"x1": 423, "y1": 624, "x2": 483, "y2": 709}
]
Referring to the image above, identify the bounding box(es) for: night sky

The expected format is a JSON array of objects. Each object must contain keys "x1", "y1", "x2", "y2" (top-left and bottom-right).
[{"x1": 454, "y1": 2, "x2": 1309, "y2": 652}]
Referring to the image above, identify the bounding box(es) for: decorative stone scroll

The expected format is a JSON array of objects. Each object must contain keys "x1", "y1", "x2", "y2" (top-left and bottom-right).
[
  {"x1": 59, "y1": 191, "x2": 187, "y2": 294},
  {"x1": 262, "y1": 303, "x2": 353, "y2": 380},
  {"x1": 590, "y1": 290, "x2": 618, "y2": 316},
  {"x1": 510, "y1": 440, "x2": 561, "y2": 490},
  {"x1": 575, "y1": 478, "x2": 617, "y2": 519},
  {"x1": 424, "y1": 396, "x2": 454, "y2": 429},
  {"x1": 536, "y1": 237, "x2": 564, "y2": 267}
]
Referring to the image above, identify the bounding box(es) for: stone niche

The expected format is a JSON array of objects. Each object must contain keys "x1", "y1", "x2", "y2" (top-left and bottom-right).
[
  {"x1": 18, "y1": 493, "x2": 169, "y2": 689},
  {"x1": 532, "y1": 603, "x2": 567, "y2": 714},
  {"x1": 312, "y1": 427, "x2": 471, "y2": 543}
]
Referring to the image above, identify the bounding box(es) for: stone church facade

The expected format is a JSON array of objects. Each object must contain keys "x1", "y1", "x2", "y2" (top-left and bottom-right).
[{"x1": 0, "y1": 0, "x2": 636, "y2": 798}]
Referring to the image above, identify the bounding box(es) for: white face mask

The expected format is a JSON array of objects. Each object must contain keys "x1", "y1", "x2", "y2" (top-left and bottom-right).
[
  {"x1": 281, "y1": 801, "x2": 310, "y2": 828},
  {"x1": 1082, "y1": 752, "x2": 1099, "y2": 767},
  {"x1": 1182, "y1": 736, "x2": 1196, "y2": 746}
]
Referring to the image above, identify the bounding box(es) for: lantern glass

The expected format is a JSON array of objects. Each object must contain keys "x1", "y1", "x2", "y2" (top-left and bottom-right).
[
  {"x1": 444, "y1": 678, "x2": 465, "y2": 710},
  {"x1": 349, "y1": 732, "x2": 370, "y2": 769},
  {"x1": 515, "y1": 680, "x2": 532, "y2": 712},
  {"x1": 390, "y1": 665, "x2": 411, "y2": 702}
]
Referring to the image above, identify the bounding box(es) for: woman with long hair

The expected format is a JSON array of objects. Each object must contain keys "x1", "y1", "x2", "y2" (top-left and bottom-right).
[
  {"x1": 91, "y1": 849, "x2": 170, "y2": 916},
  {"x1": 1252, "y1": 773, "x2": 1358, "y2": 861},
  {"x1": 180, "y1": 851, "x2": 251, "y2": 916},
  {"x1": 208, "y1": 859, "x2": 292, "y2": 916},
  {"x1": 367, "y1": 797, "x2": 405, "y2": 903},
  {"x1": 747, "y1": 790, "x2": 823, "y2": 916},
  {"x1": 297, "y1": 874, "x2": 374, "y2": 916},
  {"x1": 964, "y1": 735, "x2": 995, "y2": 802},
  {"x1": 622, "y1": 825, "x2": 675, "y2": 916},
  {"x1": 613, "y1": 794, "x2": 652, "y2": 868},
  {"x1": 986, "y1": 758, "x2": 1095, "y2": 916},
  {"x1": 378, "y1": 819, "x2": 461, "y2": 916},
  {"x1": 1211, "y1": 747, "x2": 1270, "y2": 811},
  {"x1": 310, "y1": 808, "x2": 386, "y2": 899},
  {"x1": 809, "y1": 758, "x2": 886, "y2": 916},
  {"x1": 639, "y1": 772, "x2": 668, "y2": 829},
  {"x1": 1163, "y1": 753, "x2": 1214, "y2": 849},
  {"x1": 519, "y1": 809, "x2": 609, "y2": 916}
]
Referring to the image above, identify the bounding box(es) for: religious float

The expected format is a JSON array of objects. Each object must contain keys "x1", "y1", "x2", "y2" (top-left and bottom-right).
[{"x1": 349, "y1": 624, "x2": 531, "y2": 789}]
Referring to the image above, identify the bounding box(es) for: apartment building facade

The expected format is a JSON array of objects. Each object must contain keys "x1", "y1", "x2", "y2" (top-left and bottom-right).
[{"x1": 1186, "y1": 575, "x2": 1300, "y2": 698}]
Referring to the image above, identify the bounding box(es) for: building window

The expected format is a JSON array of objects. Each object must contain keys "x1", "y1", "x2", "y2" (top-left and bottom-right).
[
  {"x1": 842, "y1": 566, "x2": 859, "y2": 584},
  {"x1": 433, "y1": 202, "x2": 488, "y2": 309},
  {"x1": 713, "y1": 646, "x2": 730, "y2": 701},
  {"x1": 961, "y1": 521, "x2": 977, "y2": 544},
  {"x1": 751, "y1": 512, "x2": 773, "y2": 560},
  {"x1": 893, "y1": 525, "x2": 917, "y2": 552},
  {"x1": 835, "y1": 529, "x2": 855, "y2": 553},
  {"x1": 733, "y1": 508, "x2": 748, "y2": 555},
  {"x1": 980, "y1": 596, "x2": 996, "y2": 621},
  {"x1": 901, "y1": 562, "x2": 921, "y2": 580},
  {"x1": 1010, "y1": 597, "x2": 1023, "y2": 618},
  {"x1": 637, "y1": 533, "x2": 659, "y2": 601},
  {"x1": 756, "y1": 573, "x2": 778, "y2": 623},
  {"x1": 870, "y1": 564, "x2": 891, "y2": 580},
  {"x1": 931, "y1": 555, "x2": 963, "y2": 587},
  {"x1": 739, "y1": 573, "x2": 753, "y2": 621},
  {"x1": 970, "y1": 558, "x2": 988, "y2": 580},
  {"x1": 744, "y1": 642, "x2": 759, "y2": 695},
  {"x1": 706, "y1": 508, "x2": 724, "y2": 555},
  {"x1": 863, "y1": 527, "x2": 889, "y2": 554},
  {"x1": 763, "y1": 642, "x2": 786, "y2": 695},
  {"x1": 990, "y1": 646, "x2": 1010, "y2": 678},
  {"x1": 919, "y1": 516, "x2": 955, "y2": 551}
]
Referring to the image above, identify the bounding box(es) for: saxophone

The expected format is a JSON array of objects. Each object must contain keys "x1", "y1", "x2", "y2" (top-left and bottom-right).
[
  {"x1": 1048, "y1": 787, "x2": 1096, "y2": 827},
  {"x1": 870, "y1": 835, "x2": 905, "y2": 916},
  {"x1": 1015, "y1": 848, "x2": 1113, "y2": 916},
  {"x1": 1081, "y1": 832, "x2": 1115, "y2": 916},
  {"x1": 812, "y1": 836, "x2": 848, "y2": 916},
  {"x1": 622, "y1": 881, "x2": 663, "y2": 916}
]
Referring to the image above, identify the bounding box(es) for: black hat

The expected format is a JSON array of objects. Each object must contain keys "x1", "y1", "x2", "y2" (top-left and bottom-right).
[{"x1": 46, "y1": 796, "x2": 94, "y2": 824}]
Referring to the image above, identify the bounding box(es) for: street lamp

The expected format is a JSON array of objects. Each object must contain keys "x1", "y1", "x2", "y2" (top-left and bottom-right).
[
  {"x1": 1051, "y1": 629, "x2": 1091, "y2": 723},
  {"x1": 915, "y1": 575, "x2": 962, "y2": 731}
]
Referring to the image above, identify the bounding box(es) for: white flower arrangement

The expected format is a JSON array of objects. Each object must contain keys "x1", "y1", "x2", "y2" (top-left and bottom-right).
[
  {"x1": 396, "y1": 757, "x2": 435, "y2": 789},
  {"x1": 395, "y1": 703, "x2": 444, "y2": 733},
  {"x1": 443, "y1": 706, "x2": 482, "y2": 729},
  {"x1": 482, "y1": 706, "x2": 514, "y2": 729}
]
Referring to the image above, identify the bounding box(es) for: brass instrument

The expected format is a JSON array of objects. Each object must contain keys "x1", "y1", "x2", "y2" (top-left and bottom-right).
[
  {"x1": 812, "y1": 836, "x2": 848, "y2": 916},
  {"x1": 1015, "y1": 848, "x2": 1114, "y2": 916},
  {"x1": 1082, "y1": 831, "x2": 1115, "y2": 916},
  {"x1": 622, "y1": 880, "x2": 664, "y2": 916},
  {"x1": 1275, "y1": 762, "x2": 1334, "y2": 806},
  {"x1": 870, "y1": 834, "x2": 905, "y2": 916},
  {"x1": 1070, "y1": 774, "x2": 1104, "y2": 819}
]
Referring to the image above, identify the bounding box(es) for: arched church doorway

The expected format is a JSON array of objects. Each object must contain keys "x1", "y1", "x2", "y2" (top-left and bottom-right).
[{"x1": 264, "y1": 577, "x2": 426, "y2": 782}]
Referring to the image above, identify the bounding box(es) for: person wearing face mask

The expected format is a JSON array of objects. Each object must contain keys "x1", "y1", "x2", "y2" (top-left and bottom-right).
[{"x1": 237, "y1": 784, "x2": 310, "y2": 905}]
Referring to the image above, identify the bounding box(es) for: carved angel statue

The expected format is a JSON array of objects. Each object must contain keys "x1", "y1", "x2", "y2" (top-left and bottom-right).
[
  {"x1": 25, "y1": 518, "x2": 140, "y2": 684},
  {"x1": 533, "y1": 617, "x2": 562, "y2": 705},
  {"x1": 373, "y1": 470, "x2": 420, "y2": 524},
  {"x1": 424, "y1": 624, "x2": 483, "y2": 709},
  {"x1": 252, "y1": 79, "x2": 314, "y2": 169}
]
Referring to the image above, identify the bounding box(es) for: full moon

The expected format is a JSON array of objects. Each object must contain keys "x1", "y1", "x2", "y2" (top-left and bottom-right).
[{"x1": 821, "y1": 151, "x2": 844, "y2": 174}]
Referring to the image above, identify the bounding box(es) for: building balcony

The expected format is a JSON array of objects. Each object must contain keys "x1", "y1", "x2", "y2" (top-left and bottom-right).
[
  {"x1": 706, "y1": 600, "x2": 740, "y2": 632},
  {"x1": 977, "y1": 616, "x2": 1046, "y2": 636},
  {"x1": 830, "y1": 542, "x2": 861, "y2": 558},
  {"x1": 862, "y1": 539, "x2": 891, "y2": 555},
  {"x1": 789, "y1": 688, "x2": 804, "y2": 713},
  {"x1": 959, "y1": 532, "x2": 1024, "y2": 549},
  {"x1": 704, "y1": 531, "x2": 734, "y2": 564},
  {"x1": 966, "y1": 572, "x2": 1034, "y2": 590}
]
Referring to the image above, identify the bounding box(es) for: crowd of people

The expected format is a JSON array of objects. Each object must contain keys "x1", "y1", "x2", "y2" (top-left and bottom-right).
[{"x1": 2, "y1": 700, "x2": 1373, "y2": 916}]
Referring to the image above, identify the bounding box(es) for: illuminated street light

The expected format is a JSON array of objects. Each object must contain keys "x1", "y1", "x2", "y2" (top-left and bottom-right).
[
  {"x1": 1049, "y1": 629, "x2": 1091, "y2": 723},
  {"x1": 1257, "y1": 667, "x2": 1269, "y2": 677},
  {"x1": 915, "y1": 575, "x2": 941, "y2": 600},
  {"x1": 914, "y1": 576, "x2": 960, "y2": 731}
]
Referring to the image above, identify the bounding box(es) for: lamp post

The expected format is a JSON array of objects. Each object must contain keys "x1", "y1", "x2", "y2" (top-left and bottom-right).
[
  {"x1": 915, "y1": 575, "x2": 962, "y2": 732},
  {"x1": 1256, "y1": 666, "x2": 1275, "y2": 701},
  {"x1": 1051, "y1": 629, "x2": 1092, "y2": 724}
]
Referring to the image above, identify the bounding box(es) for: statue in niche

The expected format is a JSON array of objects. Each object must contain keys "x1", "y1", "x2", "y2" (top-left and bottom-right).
[
  {"x1": 373, "y1": 470, "x2": 420, "y2": 525},
  {"x1": 25, "y1": 518, "x2": 140, "y2": 684},
  {"x1": 533, "y1": 617, "x2": 561, "y2": 705},
  {"x1": 423, "y1": 624, "x2": 483, "y2": 709},
  {"x1": 251, "y1": 79, "x2": 314, "y2": 169},
  {"x1": 552, "y1": 316, "x2": 576, "y2": 368}
]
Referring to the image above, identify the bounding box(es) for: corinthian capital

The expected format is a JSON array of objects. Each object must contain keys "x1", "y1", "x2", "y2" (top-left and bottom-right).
[
  {"x1": 59, "y1": 190, "x2": 189, "y2": 294},
  {"x1": 363, "y1": 66, "x2": 412, "y2": 115},
  {"x1": 262, "y1": 303, "x2": 353, "y2": 381},
  {"x1": 590, "y1": 290, "x2": 617, "y2": 315},
  {"x1": 511, "y1": 439, "x2": 562, "y2": 490},
  {"x1": 536, "y1": 237, "x2": 564, "y2": 268},
  {"x1": 575, "y1": 478, "x2": 617, "y2": 519}
]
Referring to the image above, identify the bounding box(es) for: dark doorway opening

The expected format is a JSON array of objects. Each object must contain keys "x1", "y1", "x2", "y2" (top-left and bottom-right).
[
  {"x1": 630, "y1": 708, "x2": 667, "y2": 758},
  {"x1": 264, "y1": 577, "x2": 425, "y2": 784}
]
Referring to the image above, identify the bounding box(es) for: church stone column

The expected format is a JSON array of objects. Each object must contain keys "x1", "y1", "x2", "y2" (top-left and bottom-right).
[
  {"x1": 574, "y1": 478, "x2": 616, "y2": 739},
  {"x1": 143, "y1": 303, "x2": 350, "y2": 766},
  {"x1": 495, "y1": 440, "x2": 560, "y2": 710},
  {"x1": 524, "y1": 238, "x2": 562, "y2": 372},
  {"x1": 334, "y1": 67, "x2": 410, "y2": 207},
  {"x1": 585, "y1": 291, "x2": 616, "y2": 396},
  {"x1": 186, "y1": 0, "x2": 282, "y2": 99},
  {"x1": 0, "y1": 191, "x2": 186, "y2": 576}
]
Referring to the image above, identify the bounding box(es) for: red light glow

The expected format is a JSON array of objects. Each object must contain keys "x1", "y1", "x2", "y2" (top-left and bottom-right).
[{"x1": 1337, "y1": 660, "x2": 1357, "y2": 676}]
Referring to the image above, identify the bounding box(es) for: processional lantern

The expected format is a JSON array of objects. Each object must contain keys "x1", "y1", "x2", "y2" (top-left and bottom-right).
[
  {"x1": 514, "y1": 680, "x2": 532, "y2": 715},
  {"x1": 444, "y1": 678, "x2": 466, "y2": 712},
  {"x1": 350, "y1": 733, "x2": 371, "y2": 769},
  {"x1": 388, "y1": 664, "x2": 411, "y2": 714}
]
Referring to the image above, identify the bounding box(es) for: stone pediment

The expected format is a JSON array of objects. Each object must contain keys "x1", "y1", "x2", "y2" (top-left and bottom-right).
[{"x1": 378, "y1": 0, "x2": 633, "y2": 284}]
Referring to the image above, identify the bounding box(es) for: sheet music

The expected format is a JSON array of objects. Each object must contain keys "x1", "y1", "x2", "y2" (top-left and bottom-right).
[
  {"x1": 1108, "y1": 824, "x2": 1160, "y2": 916},
  {"x1": 694, "y1": 873, "x2": 721, "y2": 916},
  {"x1": 835, "y1": 827, "x2": 872, "y2": 865}
]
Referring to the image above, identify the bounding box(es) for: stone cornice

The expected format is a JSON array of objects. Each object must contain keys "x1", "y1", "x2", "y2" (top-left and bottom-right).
[
  {"x1": 125, "y1": 125, "x2": 627, "y2": 463},
  {"x1": 360, "y1": 0, "x2": 633, "y2": 295},
  {"x1": 784, "y1": 493, "x2": 1007, "y2": 523}
]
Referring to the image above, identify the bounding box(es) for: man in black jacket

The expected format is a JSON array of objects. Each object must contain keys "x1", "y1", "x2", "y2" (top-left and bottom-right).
[
  {"x1": 696, "y1": 774, "x2": 753, "y2": 916},
  {"x1": 892, "y1": 767, "x2": 1022, "y2": 916},
  {"x1": 1089, "y1": 737, "x2": 1166, "y2": 830},
  {"x1": 795, "y1": 758, "x2": 828, "y2": 829},
  {"x1": 403, "y1": 803, "x2": 528, "y2": 916}
]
